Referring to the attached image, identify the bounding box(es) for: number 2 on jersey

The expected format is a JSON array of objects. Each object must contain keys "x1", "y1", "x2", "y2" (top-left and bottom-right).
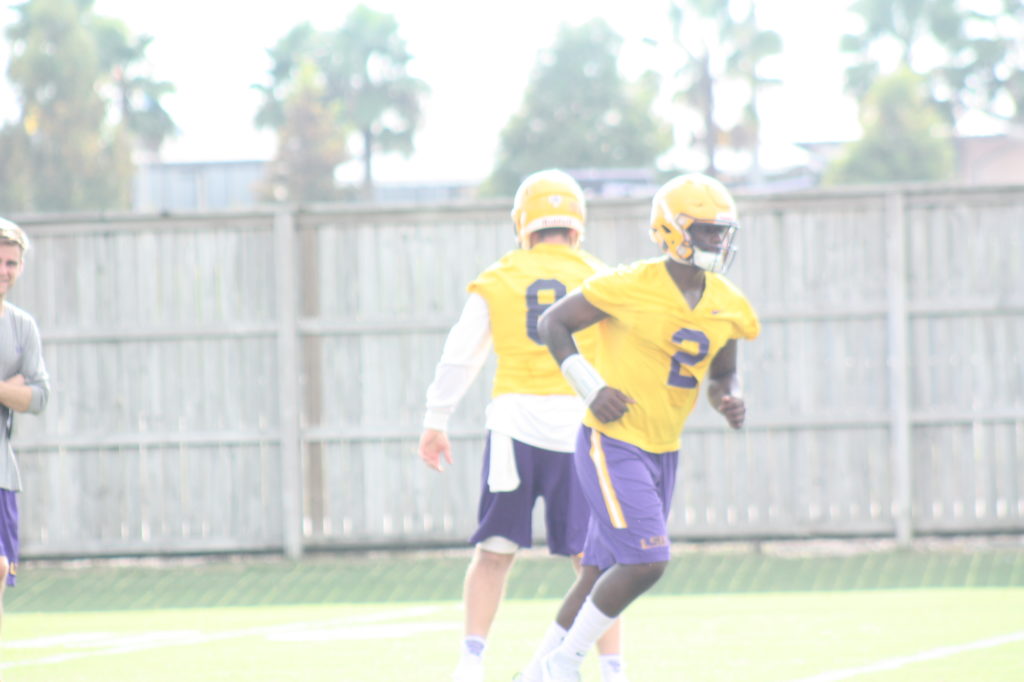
[
  {"x1": 526, "y1": 279, "x2": 567, "y2": 343},
  {"x1": 668, "y1": 327, "x2": 709, "y2": 388}
]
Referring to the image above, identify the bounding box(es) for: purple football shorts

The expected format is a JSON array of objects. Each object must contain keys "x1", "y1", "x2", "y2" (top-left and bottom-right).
[
  {"x1": 0, "y1": 488, "x2": 18, "y2": 587},
  {"x1": 574, "y1": 426, "x2": 678, "y2": 570},
  {"x1": 469, "y1": 432, "x2": 589, "y2": 556}
]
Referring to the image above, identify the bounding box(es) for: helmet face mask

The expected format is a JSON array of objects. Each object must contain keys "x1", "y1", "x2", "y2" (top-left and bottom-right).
[
  {"x1": 511, "y1": 169, "x2": 586, "y2": 248},
  {"x1": 649, "y1": 174, "x2": 740, "y2": 274},
  {"x1": 676, "y1": 215, "x2": 738, "y2": 273}
]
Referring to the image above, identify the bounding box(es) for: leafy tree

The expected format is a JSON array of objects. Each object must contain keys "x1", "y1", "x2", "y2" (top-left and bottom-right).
[
  {"x1": 0, "y1": 127, "x2": 33, "y2": 211},
  {"x1": 2, "y1": 0, "x2": 119, "y2": 211},
  {"x1": 0, "y1": 0, "x2": 174, "y2": 212},
  {"x1": 666, "y1": 0, "x2": 781, "y2": 179},
  {"x1": 260, "y1": 60, "x2": 349, "y2": 203},
  {"x1": 486, "y1": 19, "x2": 671, "y2": 196},
  {"x1": 256, "y1": 7, "x2": 428, "y2": 201},
  {"x1": 841, "y1": 0, "x2": 1024, "y2": 125},
  {"x1": 825, "y1": 68, "x2": 954, "y2": 185}
]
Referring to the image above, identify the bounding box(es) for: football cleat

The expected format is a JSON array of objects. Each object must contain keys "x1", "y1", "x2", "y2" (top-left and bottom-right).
[
  {"x1": 649, "y1": 173, "x2": 740, "y2": 274},
  {"x1": 511, "y1": 169, "x2": 586, "y2": 248},
  {"x1": 540, "y1": 653, "x2": 581, "y2": 682},
  {"x1": 452, "y1": 656, "x2": 484, "y2": 682}
]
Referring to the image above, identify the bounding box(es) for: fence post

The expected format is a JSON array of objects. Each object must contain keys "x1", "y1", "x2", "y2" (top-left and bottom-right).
[
  {"x1": 275, "y1": 208, "x2": 304, "y2": 559},
  {"x1": 886, "y1": 190, "x2": 913, "y2": 545}
]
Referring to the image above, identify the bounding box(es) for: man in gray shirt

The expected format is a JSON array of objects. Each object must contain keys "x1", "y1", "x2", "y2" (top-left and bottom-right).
[{"x1": 0, "y1": 218, "x2": 49, "y2": 633}]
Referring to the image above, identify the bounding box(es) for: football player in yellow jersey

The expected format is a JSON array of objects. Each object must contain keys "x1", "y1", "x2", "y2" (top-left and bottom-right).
[
  {"x1": 524, "y1": 173, "x2": 761, "y2": 681},
  {"x1": 417, "y1": 170, "x2": 627, "y2": 682}
]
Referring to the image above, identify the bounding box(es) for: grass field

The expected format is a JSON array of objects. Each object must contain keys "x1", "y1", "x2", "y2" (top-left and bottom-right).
[{"x1": 3, "y1": 538, "x2": 1024, "y2": 681}]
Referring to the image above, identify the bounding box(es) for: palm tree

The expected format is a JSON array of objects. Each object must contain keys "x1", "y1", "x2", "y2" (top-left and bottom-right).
[
  {"x1": 254, "y1": 22, "x2": 318, "y2": 131},
  {"x1": 319, "y1": 6, "x2": 428, "y2": 199},
  {"x1": 668, "y1": 1, "x2": 717, "y2": 176},
  {"x1": 667, "y1": 0, "x2": 780, "y2": 180},
  {"x1": 255, "y1": 7, "x2": 428, "y2": 201},
  {"x1": 723, "y1": 4, "x2": 782, "y2": 185},
  {"x1": 841, "y1": 0, "x2": 1024, "y2": 126},
  {"x1": 841, "y1": 0, "x2": 962, "y2": 100},
  {"x1": 93, "y1": 18, "x2": 177, "y2": 156}
]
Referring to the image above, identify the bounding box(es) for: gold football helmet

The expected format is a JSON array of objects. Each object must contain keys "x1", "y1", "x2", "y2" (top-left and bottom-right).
[
  {"x1": 649, "y1": 173, "x2": 739, "y2": 273},
  {"x1": 511, "y1": 169, "x2": 586, "y2": 247}
]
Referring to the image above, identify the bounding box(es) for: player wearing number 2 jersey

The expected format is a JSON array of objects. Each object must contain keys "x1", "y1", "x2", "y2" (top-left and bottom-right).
[
  {"x1": 579, "y1": 261, "x2": 758, "y2": 453},
  {"x1": 521, "y1": 173, "x2": 760, "y2": 682},
  {"x1": 417, "y1": 170, "x2": 627, "y2": 682}
]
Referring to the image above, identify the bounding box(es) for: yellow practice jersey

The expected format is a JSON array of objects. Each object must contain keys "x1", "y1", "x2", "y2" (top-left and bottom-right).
[
  {"x1": 581, "y1": 257, "x2": 760, "y2": 453},
  {"x1": 469, "y1": 243, "x2": 605, "y2": 397}
]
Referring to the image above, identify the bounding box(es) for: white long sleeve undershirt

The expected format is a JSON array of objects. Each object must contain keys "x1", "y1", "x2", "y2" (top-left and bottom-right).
[
  {"x1": 423, "y1": 293, "x2": 493, "y2": 432},
  {"x1": 422, "y1": 293, "x2": 585, "y2": 452}
]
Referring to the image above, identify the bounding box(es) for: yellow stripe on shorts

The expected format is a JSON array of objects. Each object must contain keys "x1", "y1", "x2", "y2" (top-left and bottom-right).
[{"x1": 589, "y1": 429, "x2": 627, "y2": 529}]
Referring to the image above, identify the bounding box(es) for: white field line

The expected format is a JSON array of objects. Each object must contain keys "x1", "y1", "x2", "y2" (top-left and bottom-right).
[
  {"x1": 0, "y1": 605, "x2": 458, "y2": 670},
  {"x1": 786, "y1": 630, "x2": 1024, "y2": 682}
]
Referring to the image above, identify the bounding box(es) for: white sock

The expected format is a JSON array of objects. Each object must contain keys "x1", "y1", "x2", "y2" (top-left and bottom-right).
[
  {"x1": 548, "y1": 598, "x2": 616, "y2": 674},
  {"x1": 520, "y1": 622, "x2": 567, "y2": 681},
  {"x1": 461, "y1": 635, "x2": 486, "y2": 661},
  {"x1": 599, "y1": 654, "x2": 627, "y2": 680}
]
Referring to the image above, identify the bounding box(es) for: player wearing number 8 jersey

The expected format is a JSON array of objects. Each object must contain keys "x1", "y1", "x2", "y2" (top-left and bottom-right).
[
  {"x1": 521, "y1": 173, "x2": 760, "y2": 681},
  {"x1": 417, "y1": 170, "x2": 627, "y2": 682}
]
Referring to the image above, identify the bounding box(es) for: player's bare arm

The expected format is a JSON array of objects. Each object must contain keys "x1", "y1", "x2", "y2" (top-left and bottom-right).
[
  {"x1": 539, "y1": 293, "x2": 634, "y2": 423},
  {"x1": 707, "y1": 340, "x2": 746, "y2": 429},
  {"x1": 417, "y1": 428, "x2": 453, "y2": 472},
  {"x1": 537, "y1": 291, "x2": 603, "y2": 362},
  {"x1": 0, "y1": 374, "x2": 32, "y2": 413}
]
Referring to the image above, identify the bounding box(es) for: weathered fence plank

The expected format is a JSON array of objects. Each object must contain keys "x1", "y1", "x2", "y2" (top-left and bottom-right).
[{"x1": 7, "y1": 184, "x2": 1024, "y2": 557}]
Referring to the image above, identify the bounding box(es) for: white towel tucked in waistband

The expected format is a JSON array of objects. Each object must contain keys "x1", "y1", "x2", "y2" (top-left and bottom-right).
[{"x1": 487, "y1": 431, "x2": 520, "y2": 493}]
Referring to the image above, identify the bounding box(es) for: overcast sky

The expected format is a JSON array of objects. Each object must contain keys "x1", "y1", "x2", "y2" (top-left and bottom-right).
[{"x1": 0, "y1": 0, "x2": 905, "y2": 182}]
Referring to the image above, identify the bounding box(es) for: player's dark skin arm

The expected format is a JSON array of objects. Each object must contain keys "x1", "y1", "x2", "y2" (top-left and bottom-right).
[
  {"x1": 538, "y1": 292, "x2": 635, "y2": 423},
  {"x1": 706, "y1": 339, "x2": 746, "y2": 429}
]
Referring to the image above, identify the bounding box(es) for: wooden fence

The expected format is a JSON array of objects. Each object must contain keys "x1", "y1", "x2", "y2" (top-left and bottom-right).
[{"x1": 8, "y1": 183, "x2": 1024, "y2": 558}]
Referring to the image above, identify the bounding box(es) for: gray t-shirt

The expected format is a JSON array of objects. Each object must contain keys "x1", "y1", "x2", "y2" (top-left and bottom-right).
[{"x1": 0, "y1": 303, "x2": 50, "y2": 491}]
